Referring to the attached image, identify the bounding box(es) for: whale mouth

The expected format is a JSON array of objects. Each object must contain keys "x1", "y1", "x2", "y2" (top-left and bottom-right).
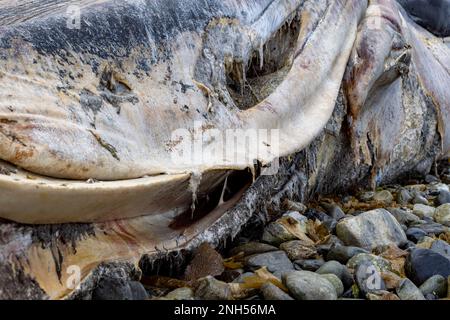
[
  {"x1": 0, "y1": 1, "x2": 308, "y2": 224},
  {"x1": 0, "y1": 0, "x2": 365, "y2": 225}
]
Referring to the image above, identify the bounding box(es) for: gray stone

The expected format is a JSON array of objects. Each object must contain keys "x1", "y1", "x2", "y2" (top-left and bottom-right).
[
  {"x1": 419, "y1": 275, "x2": 448, "y2": 298},
  {"x1": 405, "y1": 248, "x2": 450, "y2": 286},
  {"x1": 397, "y1": 189, "x2": 413, "y2": 205},
  {"x1": 92, "y1": 278, "x2": 148, "y2": 300},
  {"x1": 282, "y1": 211, "x2": 308, "y2": 224},
  {"x1": 293, "y1": 259, "x2": 325, "y2": 272},
  {"x1": 164, "y1": 287, "x2": 194, "y2": 300},
  {"x1": 436, "y1": 190, "x2": 450, "y2": 206},
  {"x1": 316, "y1": 261, "x2": 354, "y2": 289},
  {"x1": 412, "y1": 204, "x2": 436, "y2": 219},
  {"x1": 261, "y1": 283, "x2": 294, "y2": 300},
  {"x1": 320, "y1": 274, "x2": 344, "y2": 297},
  {"x1": 316, "y1": 236, "x2": 345, "y2": 257},
  {"x1": 245, "y1": 251, "x2": 294, "y2": 273},
  {"x1": 430, "y1": 239, "x2": 450, "y2": 260},
  {"x1": 414, "y1": 222, "x2": 447, "y2": 236},
  {"x1": 336, "y1": 209, "x2": 407, "y2": 251},
  {"x1": 321, "y1": 203, "x2": 346, "y2": 221},
  {"x1": 322, "y1": 218, "x2": 338, "y2": 234},
  {"x1": 128, "y1": 281, "x2": 149, "y2": 300},
  {"x1": 412, "y1": 192, "x2": 429, "y2": 205},
  {"x1": 435, "y1": 204, "x2": 450, "y2": 226},
  {"x1": 396, "y1": 279, "x2": 425, "y2": 300},
  {"x1": 388, "y1": 208, "x2": 420, "y2": 226},
  {"x1": 428, "y1": 183, "x2": 450, "y2": 194},
  {"x1": 347, "y1": 253, "x2": 392, "y2": 273},
  {"x1": 194, "y1": 276, "x2": 232, "y2": 300},
  {"x1": 280, "y1": 241, "x2": 317, "y2": 261},
  {"x1": 373, "y1": 190, "x2": 394, "y2": 204},
  {"x1": 229, "y1": 242, "x2": 278, "y2": 257},
  {"x1": 261, "y1": 222, "x2": 297, "y2": 246},
  {"x1": 406, "y1": 227, "x2": 428, "y2": 243},
  {"x1": 326, "y1": 245, "x2": 368, "y2": 264},
  {"x1": 284, "y1": 271, "x2": 337, "y2": 300},
  {"x1": 355, "y1": 261, "x2": 386, "y2": 297}
]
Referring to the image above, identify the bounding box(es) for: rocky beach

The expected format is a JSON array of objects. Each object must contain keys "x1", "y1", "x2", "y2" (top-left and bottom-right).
[{"x1": 90, "y1": 161, "x2": 450, "y2": 300}]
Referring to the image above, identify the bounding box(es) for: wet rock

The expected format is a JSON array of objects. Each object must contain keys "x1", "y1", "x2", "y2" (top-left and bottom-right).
[
  {"x1": 436, "y1": 190, "x2": 450, "y2": 206},
  {"x1": 316, "y1": 236, "x2": 345, "y2": 256},
  {"x1": 194, "y1": 276, "x2": 232, "y2": 300},
  {"x1": 321, "y1": 203, "x2": 346, "y2": 221},
  {"x1": 283, "y1": 271, "x2": 337, "y2": 300},
  {"x1": 414, "y1": 222, "x2": 447, "y2": 236},
  {"x1": 164, "y1": 287, "x2": 194, "y2": 300},
  {"x1": 405, "y1": 248, "x2": 450, "y2": 286},
  {"x1": 435, "y1": 204, "x2": 450, "y2": 226},
  {"x1": 229, "y1": 242, "x2": 278, "y2": 257},
  {"x1": 92, "y1": 278, "x2": 148, "y2": 300},
  {"x1": 320, "y1": 274, "x2": 344, "y2": 297},
  {"x1": 396, "y1": 279, "x2": 425, "y2": 300},
  {"x1": 184, "y1": 243, "x2": 224, "y2": 281},
  {"x1": 412, "y1": 193, "x2": 429, "y2": 205},
  {"x1": 316, "y1": 261, "x2": 353, "y2": 289},
  {"x1": 347, "y1": 253, "x2": 393, "y2": 273},
  {"x1": 373, "y1": 190, "x2": 394, "y2": 204},
  {"x1": 282, "y1": 211, "x2": 308, "y2": 224},
  {"x1": 419, "y1": 275, "x2": 448, "y2": 298},
  {"x1": 381, "y1": 271, "x2": 403, "y2": 290},
  {"x1": 304, "y1": 208, "x2": 329, "y2": 222},
  {"x1": 406, "y1": 227, "x2": 428, "y2": 243},
  {"x1": 428, "y1": 183, "x2": 450, "y2": 195},
  {"x1": 401, "y1": 241, "x2": 416, "y2": 251},
  {"x1": 430, "y1": 239, "x2": 450, "y2": 260},
  {"x1": 416, "y1": 236, "x2": 436, "y2": 249},
  {"x1": 282, "y1": 200, "x2": 307, "y2": 214},
  {"x1": 261, "y1": 283, "x2": 294, "y2": 300},
  {"x1": 336, "y1": 209, "x2": 407, "y2": 251},
  {"x1": 280, "y1": 241, "x2": 317, "y2": 261},
  {"x1": 355, "y1": 261, "x2": 386, "y2": 297},
  {"x1": 322, "y1": 218, "x2": 338, "y2": 234},
  {"x1": 412, "y1": 204, "x2": 436, "y2": 219},
  {"x1": 388, "y1": 208, "x2": 420, "y2": 226},
  {"x1": 326, "y1": 245, "x2": 368, "y2": 264},
  {"x1": 261, "y1": 222, "x2": 297, "y2": 246},
  {"x1": 128, "y1": 281, "x2": 149, "y2": 300},
  {"x1": 294, "y1": 259, "x2": 325, "y2": 271},
  {"x1": 397, "y1": 189, "x2": 413, "y2": 205},
  {"x1": 245, "y1": 251, "x2": 294, "y2": 273}
]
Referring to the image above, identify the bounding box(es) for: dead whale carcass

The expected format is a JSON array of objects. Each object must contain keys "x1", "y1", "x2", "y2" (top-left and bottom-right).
[
  {"x1": 0, "y1": 0, "x2": 449, "y2": 300},
  {"x1": 0, "y1": 0, "x2": 367, "y2": 224}
]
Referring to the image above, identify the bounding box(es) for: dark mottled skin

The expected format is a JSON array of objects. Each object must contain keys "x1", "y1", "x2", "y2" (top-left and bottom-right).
[{"x1": 397, "y1": 0, "x2": 450, "y2": 37}]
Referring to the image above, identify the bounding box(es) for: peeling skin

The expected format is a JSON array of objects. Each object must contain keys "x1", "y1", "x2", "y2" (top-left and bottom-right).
[
  {"x1": 343, "y1": 0, "x2": 450, "y2": 176},
  {"x1": 0, "y1": 0, "x2": 369, "y2": 224}
]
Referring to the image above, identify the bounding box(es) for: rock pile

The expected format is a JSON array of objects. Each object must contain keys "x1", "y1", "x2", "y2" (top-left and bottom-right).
[{"x1": 94, "y1": 170, "x2": 450, "y2": 300}]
